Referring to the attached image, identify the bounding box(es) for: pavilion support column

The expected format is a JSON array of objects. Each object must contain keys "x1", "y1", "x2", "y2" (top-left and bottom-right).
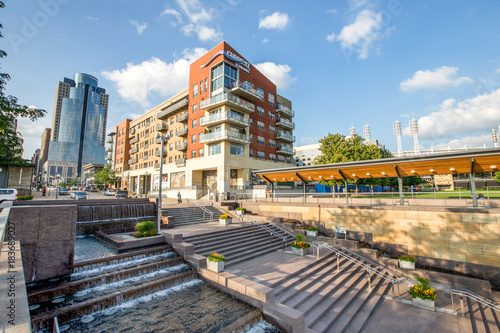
[
  {"x1": 394, "y1": 164, "x2": 404, "y2": 206},
  {"x1": 470, "y1": 158, "x2": 478, "y2": 208},
  {"x1": 345, "y1": 180, "x2": 348, "y2": 204}
]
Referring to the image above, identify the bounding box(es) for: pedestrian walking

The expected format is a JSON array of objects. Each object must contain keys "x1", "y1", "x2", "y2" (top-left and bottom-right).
[{"x1": 177, "y1": 191, "x2": 182, "y2": 206}]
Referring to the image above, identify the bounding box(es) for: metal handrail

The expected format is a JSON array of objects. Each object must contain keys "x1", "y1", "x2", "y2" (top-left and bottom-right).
[
  {"x1": 244, "y1": 214, "x2": 288, "y2": 250},
  {"x1": 451, "y1": 288, "x2": 500, "y2": 316},
  {"x1": 191, "y1": 201, "x2": 214, "y2": 222},
  {"x1": 267, "y1": 221, "x2": 295, "y2": 238},
  {"x1": 314, "y1": 241, "x2": 401, "y2": 298}
]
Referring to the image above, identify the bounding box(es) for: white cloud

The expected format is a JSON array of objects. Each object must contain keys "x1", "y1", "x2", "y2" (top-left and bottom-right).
[
  {"x1": 176, "y1": 0, "x2": 214, "y2": 24},
  {"x1": 129, "y1": 20, "x2": 147, "y2": 35},
  {"x1": 181, "y1": 24, "x2": 222, "y2": 42},
  {"x1": 128, "y1": 113, "x2": 142, "y2": 120},
  {"x1": 431, "y1": 135, "x2": 491, "y2": 150},
  {"x1": 86, "y1": 16, "x2": 99, "y2": 21},
  {"x1": 336, "y1": 9, "x2": 386, "y2": 59},
  {"x1": 254, "y1": 62, "x2": 297, "y2": 90},
  {"x1": 160, "y1": 8, "x2": 182, "y2": 26},
  {"x1": 262, "y1": 38, "x2": 270, "y2": 44},
  {"x1": 298, "y1": 136, "x2": 321, "y2": 145},
  {"x1": 348, "y1": 0, "x2": 369, "y2": 10},
  {"x1": 101, "y1": 48, "x2": 208, "y2": 107},
  {"x1": 327, "y1": 9, "x2": 338, "y2": 14},
  {"x1": 402, "y1": 88, "x2": 500, "y2": 139},
  {"x1": 400, "y1": 66, "x2": 473, "y2": 92},
  {"x1": 326, "y1": 33, "x2": 336, "y2": 42},
  {"x1": 259, "y1": 12, "x2": 290, "y2": 30}
]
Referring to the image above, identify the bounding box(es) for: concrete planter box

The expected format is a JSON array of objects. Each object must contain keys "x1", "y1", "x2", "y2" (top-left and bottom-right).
[
  {"x1": 292, "y1": 247, "x2": 309, "y2": 256},
  {"x1": 236, "y1": 210, "x2": 245, "y2": 216},
  {"x1": 412, "y1": 297, "x2": 435, "y2": 311},
  {"x1": 219, "y1": 218, "x2": 232, "y2": 225},
  {"x1": 207, "y1": 259, "x2": 225, "y2": 273},
  {"x1": 306, "y1": 230, "x2": 318, "y2": 237},
  {"x1": 399, "y1": 260, "x2": 415, "y2": 270}
]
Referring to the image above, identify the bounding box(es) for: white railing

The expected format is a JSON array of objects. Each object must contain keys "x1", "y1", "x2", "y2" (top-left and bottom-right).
[
  {"x1": 277, "y1": 105, "x2": 295, "y2": 117},
  {"x1": 451, "y1": 288, "x2": 500, "y2": 316},
  {"x1": 200, "y1": 111, "x2": 249, "y2": 127},
  {"x1": 199, "y1": 130, "x2": 249, "y2": 143},
  {"x1": 200, "y1": 93, "x2": 255, "y2": 112},
  {"x1": 231, "y1": 81, "x2": 263, "y2": 100},
  {"x1": 191, "y1": 201, "x2": 213, "y2": 222},
  {"x1": 276, "y1": 118, "x2": 295, "y2": 129}
]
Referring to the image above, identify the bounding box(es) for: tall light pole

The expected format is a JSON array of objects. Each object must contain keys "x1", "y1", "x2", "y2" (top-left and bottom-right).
[
  {"x1": 55, "y1": 174, "x2": 60, "y2": 199},
  {"x1": 155, "y1": 133, "x2": 169, "y2": 234},
  {"x1": 393, "y1": 120, "x2": 403, "y2": 157}
]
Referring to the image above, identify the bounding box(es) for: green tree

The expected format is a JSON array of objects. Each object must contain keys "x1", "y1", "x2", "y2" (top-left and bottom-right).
[
  {"x1": 94, "y1": 165, "x2": 116, "y2": 187},
  {"x1": 314, "y1": 133, "x2": 393, "y2": 187},
  {"x1": 494, "y1": 172, "x2": 500, "y2": 183},
  {"x1": 67, "y1": 178, "x2": 79, "y2": 187},
  {"x1": 0, "y1": 1, "x2": 46, "y2": 163}
]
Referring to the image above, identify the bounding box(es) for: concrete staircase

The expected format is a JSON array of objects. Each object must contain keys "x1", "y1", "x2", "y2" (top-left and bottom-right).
[
  {"x1": 464, "y1": 296, "x2": 500, "y2": 333},
  {"x1": 270, "y1": 249, "x2": 395, "y2": 333},
  {"x1": 166, "y1": 206, "x2": 221, "y2": 226},
  {"x1": 183, "y1": 224, "x2": 295, "y2": 267}
]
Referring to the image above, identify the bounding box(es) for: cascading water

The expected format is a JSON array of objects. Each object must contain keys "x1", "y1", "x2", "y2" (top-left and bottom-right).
[{"x1": 77, "y1": 202, "x2": 155, "y2": 223}]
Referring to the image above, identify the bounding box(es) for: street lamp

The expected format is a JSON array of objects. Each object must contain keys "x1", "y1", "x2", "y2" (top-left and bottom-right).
[
  {"x1": 55, "y1": 174, "x2": 60, "y2": 199},
  {"x1": 155, "y1": 133, "x2": 170, "y2": 234}
]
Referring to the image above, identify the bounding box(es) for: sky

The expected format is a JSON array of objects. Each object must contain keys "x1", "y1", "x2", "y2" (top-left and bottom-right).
[{"x1": 3, "y1": 0, "x2": 500, "y2": 159}]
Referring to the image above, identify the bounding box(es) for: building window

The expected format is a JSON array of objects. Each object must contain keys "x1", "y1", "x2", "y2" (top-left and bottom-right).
[
  {"x1": 192, "y1": 119, "x2": 197, "y2": 128},
  {"x1": 257, "y1": 87, "x2": 264, "y2": 99},
  {"x1": 211, "y1": 62, "x2": 237, "y2": 92},
  {"x1": 287, "y1": 157, "x2": 292, "y2": 164},
  {"x1": 257, "y1": 106, "x2": 264, "y2": 116},
  {"x1": 250, "y1": 149, "x2": 253, "y2": 157},
  {"x1": 169, "y1": 156, "x2": 172, "y2": 163},
  {"x1": 250, "y1": 134, "x2": 253, "y2": 143},
  {"x1": 170, "y1": 117, "x2": 174, "y2": 125},
  {"x1": 257, "y1": 136, "x2": 265, "y2": 145},
  {"x1": 191, "y1": 134, "x2": 197, "y2": 144},
  {"x1": 191, "y1": 150, "x2": 196, "y2": 158},
  {"x1": 200, "y1": 81, "x2": 203, "y2": 95},
  {"x1": 269, "y1": 125, "x2": 276, "y2": 134},
  {"x1": 257, "y1": 151, "x2": 265, "y2": 160},
  {"x1": 269, "y1": 139, "x2": 276, "y2": 148},
  {"x1": 121, "y1": 139, "x2": 124, "y2": 144},
  {"x1": 121, "y1": 148, "x2": 124, "y2": 153},
  {"x1": 192, "y1": 104, "x2": 198, "y2": 113},
  {"x1": 169, "y1": 143, "x2": 173, "y2": 151},
  {"x1": 170, "y1": 130, "x2": 173, "y2": 138},
  {"x1": 270, "y1": 153, "x2": 276, "y2": 162},
  {"x1": 204, "y1": 78, "x2": 208, "y2": 92},
  {"x1": 209, "y1": 143, "x2": 221, "y2": 155},
  {"x1": 268, "y1": 93, "x2": 275, "y2": 107},
  {"x1": 249, "y1": 118, "x2": 253, "y2": 127},
  {"x1": 278, "y1": 155, "x2": 285, "y2": 163},
  {"x1": 230, "y1": 143, "x2": 244, "y2": 156},
  {"x1": 198, "y1": 148, "x2": 204, "y2": 157},
  {"x1": 269, "y1": 111, "x2": 275, "y2": 120},
  {"x1": 193, "y1": 84, "x2": 198, "y2": 98},
  {"x1": 257, "y1": 121, "x2": 265, "y2": 131}
]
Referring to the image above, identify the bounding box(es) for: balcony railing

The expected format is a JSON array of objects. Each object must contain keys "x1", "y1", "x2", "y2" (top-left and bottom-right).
[
  {"x1": 230, "y1": 81, "x2": 263, "y2": 101},
  {"x1": 157, "y1": 97, "x2": 189, "y2": 119},
  {"x1": 200, "y1": 111, "x2": 249, "y2": 127},
  {"x1": 155, "y1": 148, "x2": 167, "y2": 157},
  {"x1": 105, "y1": 147, "x2": 112, "y2": 152},
  {"x1": 105, "y1": 154, "x2": 112, "y2": 160},
  {"x1": 156, "y1": 122, "x2": 168, "y2": 132},
  {"x1": 130, "y1": 146, "x2": 138, "y2": 154},
  {"x1": 199, "y1": 130, "x2": 250, "y2": 144},
  {"x1": 128, "y1": 157, "x2": 138, "y2": 165},
  {"x1": 276, "y1": 105, "x2": 295, "y2": 117},
  {"x1": 176, "y1": 112, "x2": 189, "y2": 123},
  {"x1": 277, "y1": 132, "x2": 295, "y2": 142},
  {"x1": 277, "y1": 146, "x2": 294, "y2": 155},
  {"x1": 175, "y1": 157, "x2": 186, "y2": 167},
  {"x1": 276, "y1": 118, "x2": 295, "y2": 130},
  {"x1": 129, "y1": 128, "x2": 136, "y2": 135},
  {"x1": 200, "y1": 93, "x2": 255, "y2": 113},
  {"x1": 154, "y1": 163, "x2": 160, "y2": 170},
  {"x1": 106, "y1": 139, "x2": 113, "y2": 144},
  {"x1": 175, "y1": 142, "x2": 188, "y2": 151},
  {"x1": 130, "y1": 136, "x2": 139, "y2": 144},
  {"x1": 176, "y1": 126, "x2": 188, "y2": 137}
]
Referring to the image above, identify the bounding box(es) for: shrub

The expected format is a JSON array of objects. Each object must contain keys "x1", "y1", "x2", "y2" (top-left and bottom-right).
[
  {"x1": 409, "y1": 276, "x2": 438, "y2": 301},
  {"x1": 398, "y1": 255, "x2": 416, "y2": 263},
  {"x1": 291, "y1": 241, "x2": 311, "y2": 249},
  {"x1": 295, "y1": 233, "x2": 305, "y2": 242},
  {"x1": 236, "y1": 207, "x2": 245, "y2": 211},
  {"x1": 134, "y1": 221, "x2": 158, "y2": 238},
  {"x1": 305, "y1": 226, "x2": 318, "y2": 231},
  {"x1": 208, "y1": 252, "x2": 227, "y2": 262},
  {"x1": 17, "y1": 195, "x2": 33, "y2": 200}
]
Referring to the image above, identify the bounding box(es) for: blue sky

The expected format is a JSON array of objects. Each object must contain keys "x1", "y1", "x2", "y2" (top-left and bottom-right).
[{"x1": 4, "y1": 0, "x2": 500, "y2": 159}]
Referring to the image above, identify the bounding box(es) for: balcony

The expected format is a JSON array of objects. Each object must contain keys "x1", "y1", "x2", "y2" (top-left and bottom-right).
[
  {"x1": 200, "y1": 111, "x2": 249, "y2": 127},
  {"x1": 200, "y1": 93, "x2": 255, "y2": 113},
  {"x1": 144, "y1": 132, "x2": 150, "y2": 139},
  {"x1": 156, "y1": 122, "x2": 168, "y2": 132},
  {"x1": 277, "y1": 146, "x2": 294, "y2": 155},
  {"x1": 276, "y1": 118, "x2": 295, "y2": 130},
  {"x1": 277, "y1": 132, "x2": 295, "y2": 142},
  {"x1": 175, "y1": 142, "x2": 188, "y2": 151},
  {"x1": 105, "y1": 154, "x2": 112, "y2": 160},
  {"x1": 130, "y1": 146, "x2": 138, "y2": 154},
  {"x1": 230, "y1": 81, "x2": 263, "y2": 102},
  {"x1": 105, "y1": 147, "x2": 112, "y2": 152},
  {"x1": 144, "y1": 142, "x2": 149, "y2": 149},
  {"x1": 128, "y1": 157, "x2": 138, "y2": 165},
  {"x1": 129, "y1": 127, "x2": 135, "y2": 135},
  {"x1": 199, "y1": 130, "x2": 250, "y2": 144},
  {"x1": 157, "y1": 97, "x2": 189, "y2": 119},
  {"x1": 130, "y1": 136, "x2": 139, "y2": 144},
  {"x1": 176, "y1": 126, "x2": 188, "y2": 137},
  {"x1": 155, "y1": 147, "x2": 167, "y2": 157},
  {"x1": 276, "y1": 105, "x2": 295, "y2": 118},
  {"x1": 106, "y1": 138, "x2": 113, "y2": 144},
  {"x1": 175, "y1": 157, "x2": 186, "y2": 167},
  {"x1": 176, "y1": 112, "x2": 189, "y2": 123},
  {"x1": 154, "y1": 163, "x2": 160, "y2": 170}
]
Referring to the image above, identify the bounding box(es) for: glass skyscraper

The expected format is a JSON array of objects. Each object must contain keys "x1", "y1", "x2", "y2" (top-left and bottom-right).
[{"x1": 47, "y1": 73, "x2": 109, "y2": 178}]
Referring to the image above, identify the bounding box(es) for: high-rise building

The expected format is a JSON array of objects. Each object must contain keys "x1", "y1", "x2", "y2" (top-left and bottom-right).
[
  {"x1": 106, "y1": 119, "x2": 131, "y2": 189},
  {"x1": 45, "y1": 73, "x2": 109, "y2": 182},
  {"x1": 39, "y1": 128, "x2": 51, "y2": 185},
  {"x1": 111, "y1": 42, "x2": 296, "y2": 197}
]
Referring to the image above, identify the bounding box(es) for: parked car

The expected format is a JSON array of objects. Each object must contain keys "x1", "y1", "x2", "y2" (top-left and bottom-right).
[
  {"x1": 70, "y1": 186, "x2": 79, "y2": 191},
  {"x1": 0, "y1": 189, "x2": 17, "y2": 203},
  {"x1": 89, "y1": 187, "x2": 98, "y2": 192},
  {"x1": 115, "y1": 190, "x2": 128, "y2": 199},
  {"x1": 72, "y1": 191, "x2": 88, "y2": 200},
  {"x1": 58, "y1": 188, "x2": 69, "y2": 195},
  {"x1": 104, "y1": 189, "x2": 115, "y2": 196}
]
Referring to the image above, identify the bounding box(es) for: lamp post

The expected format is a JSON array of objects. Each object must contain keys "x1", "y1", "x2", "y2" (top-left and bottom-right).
[
  {"x1": 155, "y1": 133, "x2": 169, "y2": 234},
  {"x1": 55, "y1": 174, "x2": 60, "y2": 199}
]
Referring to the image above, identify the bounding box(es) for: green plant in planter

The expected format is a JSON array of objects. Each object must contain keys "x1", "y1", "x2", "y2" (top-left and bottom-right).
[
  {"x1": 305, "y1": 226, "x2": 318, "y2": 231},
  {"x1": 398, "y1": 255, "x2": 416, "y2": 262},
  {"x1": 134, "y1": 221, "x2": 158, "y2": 238},
  {"x1": 291, "y1": 233, "x2": 311, "y2": 249},
  {"x1": 219, "y1": 211, "x2": 231, "y2": 219},
  {"x1": 208, "y1": 252, "x2": 227, "y2": 262},
  {"x1": 236, "y1": 207, "x2": 245, "y2": 211},
  {"x1": 409, "y1": 276, "x2": 437, "y2": 301}
]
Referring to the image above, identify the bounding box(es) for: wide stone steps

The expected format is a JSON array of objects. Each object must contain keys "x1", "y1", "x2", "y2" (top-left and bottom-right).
[
  {"x1": 166, "y1": 206, "x2": 215, "y2": 226},
  {"x1": 272, "y1": 249, "x2": 394, "y2": 333},
  {"x1": 467, "y1": 297, "x2": 500, "y2": 333}
]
